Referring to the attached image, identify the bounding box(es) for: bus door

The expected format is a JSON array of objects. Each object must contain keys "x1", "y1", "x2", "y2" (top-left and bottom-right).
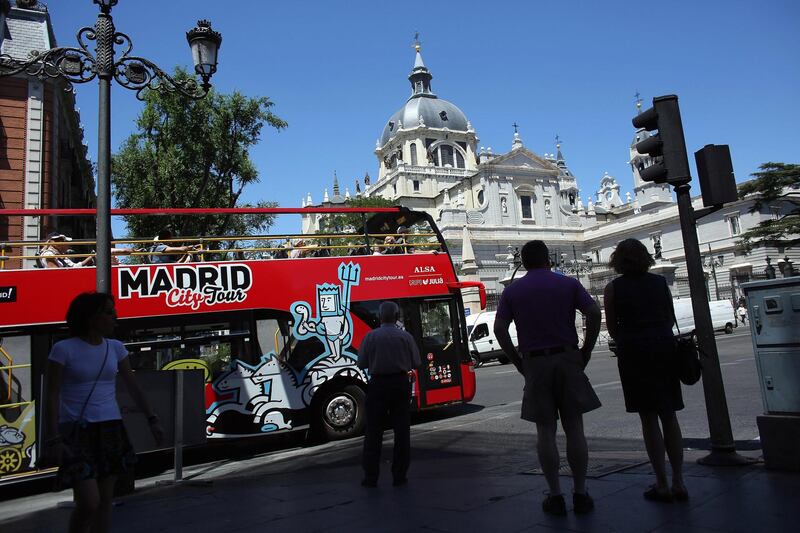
[
  {"x1": 406, "y1": 298, "x2": 464, "y2": 408},
  {"x1": 0, "y1": 334, "x2": 37, "y2": 481}
]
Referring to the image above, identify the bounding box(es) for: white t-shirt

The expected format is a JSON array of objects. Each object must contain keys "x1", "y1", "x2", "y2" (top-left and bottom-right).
[{"x1": 48, "y1": 337, "x2": 128, "y2": 423}]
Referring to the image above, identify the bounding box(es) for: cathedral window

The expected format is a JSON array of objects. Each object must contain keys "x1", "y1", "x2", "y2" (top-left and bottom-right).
[
  {"x1": 456, "y1": 151, "x2": 465, "y2": 169},
  {"x1": 726, "y1": 214, "x2": 741, "y2": 236},
  {"x1": 520, "y1": 195, "x2": 533, "y2": 219},
  {"x1": 410, "y1": 143, "x2": 418, "y2": 166},
  {"x1": 441, "y1": 145, "x2": 454, "y2": 167},
  {"x1": 477, "y1": 189, "x2": 485, "y2": 205},
  {"x1": 413, "y1": 180, "x2": 420, "y2": 192}
]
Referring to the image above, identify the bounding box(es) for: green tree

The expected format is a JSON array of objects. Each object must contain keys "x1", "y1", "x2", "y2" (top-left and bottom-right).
[
  {"x1": 315, "y1": 196, "x2": 397, "y2": 256},
  {"x1": 111, "y1": 68, "x2": 287, "y2": 242},
  {"x1": 316, "y1": 196, "x2": 396, "y2": 233},
  {"x1": 738, "y1": 162, "x2": 800, "y2": 249}
]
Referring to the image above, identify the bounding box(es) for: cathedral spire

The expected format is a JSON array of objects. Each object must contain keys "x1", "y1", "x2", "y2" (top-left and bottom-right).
[
  {"x1": 408, "y1": 32, "x2": 435, "y2": 99},
  {"x1": 511, "y1": 123, "x2": 523, "y2": 150},
  {"x1": 333, "y1": 171, "x2": 340, "y2": 196},
  {"x1": 555, "y1": 134, "x2": 564, "y2": 162}
]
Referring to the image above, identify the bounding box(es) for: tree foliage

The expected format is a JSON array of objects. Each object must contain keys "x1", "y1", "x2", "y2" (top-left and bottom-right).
[
  {"x1": 738, "y1": 162, "x2": 800, "y2": 249},
  {"x1": 315, "y1": 196, "x2": 397, "y2": 234},
  {"x1": 111, "y1": 68, "x2": 287, "y2": 240},
  {"x1": 314, "y1": 196, "x2": 397, "y2": 257}
]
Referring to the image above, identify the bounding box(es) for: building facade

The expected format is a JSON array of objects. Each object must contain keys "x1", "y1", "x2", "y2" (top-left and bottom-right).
[
  {"x1": 0, "y1": 0, "x2": 94, "y2": 269},
  {"x1": 302, "y1": 44, "x2": 797, "y2": 312}
]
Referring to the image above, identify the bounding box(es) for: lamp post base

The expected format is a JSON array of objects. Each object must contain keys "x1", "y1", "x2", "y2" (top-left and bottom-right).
[{"x1": 696, "y1": 449, "x2": 758, "y2": 466}]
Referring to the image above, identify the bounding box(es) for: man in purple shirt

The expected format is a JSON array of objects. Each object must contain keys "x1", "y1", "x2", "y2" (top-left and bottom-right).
[{"x1": 495, "y1": 240, "x2": 602, "y2": 516}]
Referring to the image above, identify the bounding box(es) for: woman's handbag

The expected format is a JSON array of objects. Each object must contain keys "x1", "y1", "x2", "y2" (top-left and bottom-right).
[
  {"x1": 675, "y1": 334, "x2": 702, "y2": 385},
  {"x1": 673, "y1": 319, "x2": 702, "y2": 385}
]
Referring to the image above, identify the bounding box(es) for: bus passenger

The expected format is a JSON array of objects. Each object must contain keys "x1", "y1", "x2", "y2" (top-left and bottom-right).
[
  {"x1": 149, "y1": 230, "x2": 199, "y2": 263},
  {"x1": 38, "y1": 232, "x2": 94, "y2": 268},
  {"x1": 42, "y1": 292, "x2": 164, "y2": 533},
  {"x1": 395, "y1": 226, "x2": 411, "y2": 254},
  {"x1": 357, "y1": 301, "x2": 421, "y2": 487}
]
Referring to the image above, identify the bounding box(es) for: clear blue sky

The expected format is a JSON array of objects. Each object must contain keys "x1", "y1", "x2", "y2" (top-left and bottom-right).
[{"x1": 47, "y1": 0, "x2": 800, "y2": 236}]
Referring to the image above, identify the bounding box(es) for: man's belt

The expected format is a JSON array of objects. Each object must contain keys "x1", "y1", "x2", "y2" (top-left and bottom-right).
[{"x1": 526, "y1": 345, "x2": 578, "y2": 358}]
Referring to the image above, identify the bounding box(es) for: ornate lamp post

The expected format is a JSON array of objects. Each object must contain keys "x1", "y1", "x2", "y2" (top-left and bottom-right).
[
  {"x1": 703, "y1": 244, "x2": 724, "y2": 301},
  {"x1": 559, "y1": 245, "x2": 593, "y2": 283},
  {"x1": 0, "y1": 0, "x2": 221, "y2": 292}
]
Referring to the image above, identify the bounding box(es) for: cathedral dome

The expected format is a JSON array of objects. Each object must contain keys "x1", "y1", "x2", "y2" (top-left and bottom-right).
[
  {"x1": 380, "y1": 97, "x2": 469, "y2": 146},
  {"x1": 378, "y1": 46, "x2": 470, "y2": 147}
]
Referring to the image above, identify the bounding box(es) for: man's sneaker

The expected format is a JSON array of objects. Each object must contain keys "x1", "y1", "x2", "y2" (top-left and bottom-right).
[
  {"x1": 573, "y1": 491, "x2": 594, "y2": 514},
  {"x1": 542, "y1": 494, "x2": 567, "y2": 516}
]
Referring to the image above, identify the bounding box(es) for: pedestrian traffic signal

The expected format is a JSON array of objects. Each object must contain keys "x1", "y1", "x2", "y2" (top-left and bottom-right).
[{"x1": 632, "y1": 95, "x2": 691, "y2": 185}]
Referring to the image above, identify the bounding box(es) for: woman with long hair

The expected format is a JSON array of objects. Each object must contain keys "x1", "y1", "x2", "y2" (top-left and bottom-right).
[
  {"x1": 42, "y1": 292, "x2": 164, "y2": 533},
  {"x1": 603, "y1": 239, "x2": 687, "y2": 502}
]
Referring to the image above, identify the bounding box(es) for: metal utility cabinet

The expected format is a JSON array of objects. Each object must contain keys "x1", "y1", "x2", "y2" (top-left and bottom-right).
[{"x1": 742, "y1": 277, "x2": 800, "y2": 470}]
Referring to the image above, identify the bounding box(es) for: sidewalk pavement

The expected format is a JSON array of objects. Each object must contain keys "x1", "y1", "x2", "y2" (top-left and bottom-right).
[{"x1": 1, "y1": 436, "x2": 796, "y2": 533}]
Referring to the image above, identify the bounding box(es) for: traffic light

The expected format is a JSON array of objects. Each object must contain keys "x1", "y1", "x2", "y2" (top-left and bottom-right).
[
  {"x1": 695, "y1": 144, "x2": 738, "y2": 207},
  {"x1": 632, "y1": 95, "x2": 691, "y2": 185}
]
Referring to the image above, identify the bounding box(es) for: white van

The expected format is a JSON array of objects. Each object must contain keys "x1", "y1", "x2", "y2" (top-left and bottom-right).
[
  {"x1": 465, "y1": 311, "x2": 518, "y2": 366},
  {"x1": 672, "y1": 298, "x2": 735, "y2": 335}
]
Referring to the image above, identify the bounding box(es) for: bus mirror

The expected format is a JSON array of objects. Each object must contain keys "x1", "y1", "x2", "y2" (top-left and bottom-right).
[{"x1": 446, "y1": 281, "x2": 487, "y2": 311}]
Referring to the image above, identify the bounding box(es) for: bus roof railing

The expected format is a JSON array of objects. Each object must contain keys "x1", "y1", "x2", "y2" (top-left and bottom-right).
[{"x1": 0, "y1": 206, "x2": 449, "y2": 266}]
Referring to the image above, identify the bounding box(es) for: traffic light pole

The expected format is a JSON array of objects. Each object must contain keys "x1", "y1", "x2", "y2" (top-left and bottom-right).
[{"x1": 675, "y1": 183, "x2": 753, "y2": 465}]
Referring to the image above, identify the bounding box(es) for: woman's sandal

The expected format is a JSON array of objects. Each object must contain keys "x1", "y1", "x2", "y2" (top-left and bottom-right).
[
  {"x1": 672, "y1": 487, "x2": 689, "y2": 502},
  {"x1": 643, "y1": 486, "x2": 674, "y2": 502}
]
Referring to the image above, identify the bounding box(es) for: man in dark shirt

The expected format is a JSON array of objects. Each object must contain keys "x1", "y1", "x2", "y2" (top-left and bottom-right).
[
  {"x1": 495, "y1": 240, "x2": 602, "y2": 516},
  {"x1": 357, "y1": 301, "x2": 421, "y2": 487}
]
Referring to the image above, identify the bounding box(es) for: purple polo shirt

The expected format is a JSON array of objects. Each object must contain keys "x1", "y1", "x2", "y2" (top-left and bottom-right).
[{"x1": 496, "y1": 268, "x2": 595, "y2": 352}]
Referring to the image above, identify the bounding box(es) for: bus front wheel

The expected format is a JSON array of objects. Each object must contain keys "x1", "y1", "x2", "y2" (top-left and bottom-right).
[{"x1": 313, "y1": 384, "x2": 366, "y2": 441}]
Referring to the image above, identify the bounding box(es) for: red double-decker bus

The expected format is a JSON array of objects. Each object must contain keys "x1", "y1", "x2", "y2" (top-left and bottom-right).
[{"x1": 0, "y1": 207, "x2": 483, "y2": 483}]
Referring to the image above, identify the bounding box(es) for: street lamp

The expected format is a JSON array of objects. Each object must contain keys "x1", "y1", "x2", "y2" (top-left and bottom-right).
[
  {"x1": 559, "y1": 245, "x2": 593, "y2": 283},
  {"x1": 0, "y1": 1, "x2": 221, "y2": 292},
  {"x1": 703, "y1": 244, "x2": 724, "y2": 301}
]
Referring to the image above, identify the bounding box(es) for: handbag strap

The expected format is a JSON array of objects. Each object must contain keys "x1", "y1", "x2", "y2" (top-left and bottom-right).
[{"x1": 75, "y1": 339, "x2": 110, "y2": 424}]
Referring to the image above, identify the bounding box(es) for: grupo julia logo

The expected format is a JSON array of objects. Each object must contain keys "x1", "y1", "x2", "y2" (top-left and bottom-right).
[{"x1": 118, "y1": 264, "x2": 253, "y2": 310}]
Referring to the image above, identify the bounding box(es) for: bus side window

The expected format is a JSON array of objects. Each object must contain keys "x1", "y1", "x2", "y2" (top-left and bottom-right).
[
  {"x1": 255, "y1": 317, "x2": 290, "y2": 361},
  {"x1": 287, "y1": 337, "x2": 326, "y2": 374}
]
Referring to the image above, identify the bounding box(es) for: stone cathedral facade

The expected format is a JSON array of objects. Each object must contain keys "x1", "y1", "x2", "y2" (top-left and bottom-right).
[{"x1": 302, "y1": 44, "x2": 797, "y2": 312}]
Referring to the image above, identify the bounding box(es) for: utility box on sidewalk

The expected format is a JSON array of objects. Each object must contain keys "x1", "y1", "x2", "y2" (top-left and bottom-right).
[{"x1": 742, "y1": 277, "x2": 800, "y2": 471}]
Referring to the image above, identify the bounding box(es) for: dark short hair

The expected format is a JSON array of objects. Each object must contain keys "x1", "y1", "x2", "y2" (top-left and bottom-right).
[
  {"x1": 66, "y1": 292, "x2": 114, "y2": 337},
  {"x1": 379, "y1": 301, "x2": 399, "y2": 324},
  {"x1": 609, "y1": 239, "x2": 655, "y2": 275},
  {"x1": 157, "y1": 229, "x2": 173, "y2": 240},
  {"x1": 520, "y1": 240, "x2": 550, "y2": 269}
]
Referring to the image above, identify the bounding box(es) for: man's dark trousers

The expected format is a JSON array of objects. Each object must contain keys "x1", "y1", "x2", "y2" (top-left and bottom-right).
[{"x1": 362, "y1": 373, "x2": 411, "y2": 483}]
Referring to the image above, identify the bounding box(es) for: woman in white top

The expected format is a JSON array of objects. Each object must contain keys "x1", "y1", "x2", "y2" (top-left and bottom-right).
[{"x1": 43, "y1": 292, "x2": 163, "y2": 533}]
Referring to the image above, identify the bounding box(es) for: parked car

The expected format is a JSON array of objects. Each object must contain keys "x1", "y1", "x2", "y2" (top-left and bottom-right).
[
  {"x1": 672, "y1": 298, "x2": 736, "y2": 335},
  {"x1": 465, "y1": 311, "x2": 517, "y2": 366}
]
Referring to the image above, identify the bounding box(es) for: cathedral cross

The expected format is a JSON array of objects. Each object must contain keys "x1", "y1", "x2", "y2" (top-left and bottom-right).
[{"x1": 512, "y1": 122, "x2": 519, "y2": 134}]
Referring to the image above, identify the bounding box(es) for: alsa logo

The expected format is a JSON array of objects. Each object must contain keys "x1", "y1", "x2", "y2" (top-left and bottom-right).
[
  {"x1": 414, "y1": 266, "x2": 437, "y2": 274},
  {"x1": 118, "y1": 264, "x2": 253, "y2": 310}
]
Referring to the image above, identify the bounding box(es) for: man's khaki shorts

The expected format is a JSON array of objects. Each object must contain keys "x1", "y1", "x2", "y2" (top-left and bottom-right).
[{"x1": 520, "y1": 348, "x2": 601, "y2": 424}]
